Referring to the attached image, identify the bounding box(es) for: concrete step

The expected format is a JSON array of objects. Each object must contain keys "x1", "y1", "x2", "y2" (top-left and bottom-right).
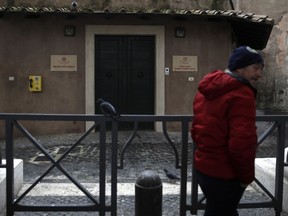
[
  {"x1": 0, "y1": 159, "x2": 23, "y2": 213},
  {"x1": 253, "y1": 156, "x2": 288, "y2": 213}
]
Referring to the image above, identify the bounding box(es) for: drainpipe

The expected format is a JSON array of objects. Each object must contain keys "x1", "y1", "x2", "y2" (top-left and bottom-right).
[{"x1": 229, "y1": 0, "x2": 235, "y2": 10}]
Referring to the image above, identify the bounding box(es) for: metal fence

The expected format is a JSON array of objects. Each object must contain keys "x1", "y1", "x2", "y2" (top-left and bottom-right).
[{"x1": 0, "y1": 113, "x2": 287, "y2": 216}]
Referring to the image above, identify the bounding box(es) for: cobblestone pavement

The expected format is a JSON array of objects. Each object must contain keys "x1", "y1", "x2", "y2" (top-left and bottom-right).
[{"x1": 1, "y1": 122, "x2": 288, "y2": 216}]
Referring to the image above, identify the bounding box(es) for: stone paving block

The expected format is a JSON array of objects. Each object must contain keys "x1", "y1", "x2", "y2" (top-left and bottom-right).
[
  {"x1": 253, "y1": 157, "x2": 288, "y2": 213},
  {"x1": 0, "y1": 159, "x2": 23, "y2": 214}
]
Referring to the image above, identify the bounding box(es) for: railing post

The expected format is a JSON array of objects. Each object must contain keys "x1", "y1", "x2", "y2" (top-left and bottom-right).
[
  {"x1": 99, "y1": 119, "x2": 107, "y2": 216},
  {"x1": 180, "y1": 119, "x2": 189, "y2": 216},
  {"x1": 6, "y1": 119, "x2": 14, "y2": 216},
  {"x1": 0, "y1": 144, "x2": 2, "y2": 165},
  {"x1": 275, "y1": 120, "x2": 286, "y2": 216},
  {"x1": 135, "y1": 170, "x2": 162, "y2": 216}
]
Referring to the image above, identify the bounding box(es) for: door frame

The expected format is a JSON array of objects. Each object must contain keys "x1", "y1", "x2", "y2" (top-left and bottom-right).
[{"x1": 85, "y1": 25, "x2": 165, "y2": 131}]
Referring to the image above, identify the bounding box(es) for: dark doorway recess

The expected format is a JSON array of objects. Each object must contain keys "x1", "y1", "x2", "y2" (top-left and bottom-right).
[{"x1": 95, "y1": 35, "x2": 155, "y2": 130}]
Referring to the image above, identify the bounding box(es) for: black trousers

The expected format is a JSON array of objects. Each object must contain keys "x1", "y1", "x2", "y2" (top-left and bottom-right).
[{"x1": 196, "y1": 170, "x2": 246, "y2": 216}]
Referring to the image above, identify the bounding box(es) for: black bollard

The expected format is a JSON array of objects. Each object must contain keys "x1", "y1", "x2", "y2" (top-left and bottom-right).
[{"x1": 135, "y1": 170, "x2": 162, "y2": 216}]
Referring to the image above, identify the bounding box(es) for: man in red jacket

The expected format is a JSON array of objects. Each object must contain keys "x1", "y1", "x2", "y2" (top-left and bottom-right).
[{"x1": 191, "y1": 46, "x2": 264, "y2": 216}]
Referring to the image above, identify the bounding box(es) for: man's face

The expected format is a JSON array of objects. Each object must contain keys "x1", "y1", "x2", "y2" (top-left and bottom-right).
[{"x1": 236, "y1": 63, "x2": 263, "y2": 87}]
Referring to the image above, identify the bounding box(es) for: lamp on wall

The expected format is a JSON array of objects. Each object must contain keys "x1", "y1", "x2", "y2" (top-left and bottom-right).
[
  {"x1": 175, "y1": 27, "x2": 185, "y2": 38},
  {"x1": 64, "y1": 26, "x2": 76, "y2": 36}
]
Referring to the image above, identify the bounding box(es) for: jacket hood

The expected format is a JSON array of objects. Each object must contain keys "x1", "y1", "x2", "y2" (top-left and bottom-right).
[{"x1": 198, "y1": 70, "x2": 246, "y2": 100}]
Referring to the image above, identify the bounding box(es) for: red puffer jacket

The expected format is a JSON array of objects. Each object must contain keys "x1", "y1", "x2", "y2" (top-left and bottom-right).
[{"x1": 191, "y1": 70, "x2": 257, "y2": 184}]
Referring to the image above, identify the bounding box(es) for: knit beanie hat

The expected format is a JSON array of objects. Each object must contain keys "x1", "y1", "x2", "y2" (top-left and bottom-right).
[{"x1": 228, "y1": 46, "x2": 264, "y2": 71}]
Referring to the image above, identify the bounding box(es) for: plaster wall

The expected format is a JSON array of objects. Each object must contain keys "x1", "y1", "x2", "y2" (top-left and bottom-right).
[
  {"x1": 164, "y1": 21, "x2": 231, "y2": 115},
  {"x1": 0, "y1": 14, "x2": 232, "y2": 136},
  {"x1": 237, "y1": 1, "x2": 288, "y2": 112},
  {"x1": 0, "y1": 14, "x2": 86, "y2": 136}
]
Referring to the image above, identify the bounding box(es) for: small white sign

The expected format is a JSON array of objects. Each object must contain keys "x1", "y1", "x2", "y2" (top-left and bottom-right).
[{"x1": 51, "y1": 55, "x2": 77, "y2": 71}]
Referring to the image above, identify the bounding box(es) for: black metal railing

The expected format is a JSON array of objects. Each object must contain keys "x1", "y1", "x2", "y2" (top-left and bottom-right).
[
  {"x1": 190, "y1": 115, "x2": 288, "y2": 216},
  {"x1": 0, "y1": 113, "x2": 287, "y2": 216}
]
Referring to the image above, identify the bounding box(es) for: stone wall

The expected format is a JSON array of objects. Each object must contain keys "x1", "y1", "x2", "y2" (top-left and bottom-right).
[{"x1": 237, "y1": 0, "x2": 288, "y2": 112}]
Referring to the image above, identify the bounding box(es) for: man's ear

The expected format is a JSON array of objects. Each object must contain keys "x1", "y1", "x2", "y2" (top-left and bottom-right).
[{"x1": 234, "y1": 68, "x2": 243, "y2": 75}]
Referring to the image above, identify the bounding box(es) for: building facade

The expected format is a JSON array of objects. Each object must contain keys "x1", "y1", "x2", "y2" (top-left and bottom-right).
[{"x1": 0, "y1": 0, "x2": 273, "y2": 136}]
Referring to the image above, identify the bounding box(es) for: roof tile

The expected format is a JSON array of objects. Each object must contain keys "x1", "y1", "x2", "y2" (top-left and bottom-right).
[
  {"x1": 0, "y1": 6, "x2": 274, "y2": 49},
  {"x1": 0, "y1": 6, "x2": 275, "y2": 25},
  {"x1": 0, "y1": 6, "x2": 274, "y2": 25}
]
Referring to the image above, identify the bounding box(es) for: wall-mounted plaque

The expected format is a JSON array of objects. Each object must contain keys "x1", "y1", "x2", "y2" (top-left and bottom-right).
[
  {"x1": 173, "y1": 56, "x2": 198, "y2": 72},
  {"x1": 51, "y1": 55, "x2": 77, "y2": 71}
]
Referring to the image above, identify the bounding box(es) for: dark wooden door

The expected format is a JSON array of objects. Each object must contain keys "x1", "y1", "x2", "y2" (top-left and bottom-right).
[{"x1": 95, "y1": 36, "x2": 155, "y2": 129}]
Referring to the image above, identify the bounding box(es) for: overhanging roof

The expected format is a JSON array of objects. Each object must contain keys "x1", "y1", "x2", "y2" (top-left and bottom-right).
[{"x1": 0, "y1": 6, "x2": 274, "y2": 50}]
